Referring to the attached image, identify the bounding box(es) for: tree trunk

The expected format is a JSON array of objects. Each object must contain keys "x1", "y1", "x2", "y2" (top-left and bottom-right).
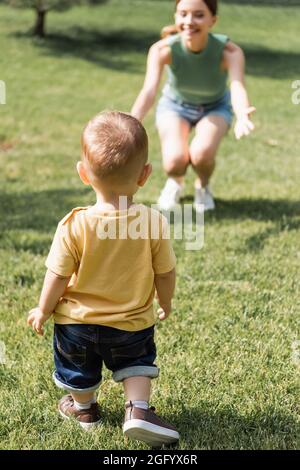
[{"x1": 33, "y1": 9, "x2": 46, "y2": 38}]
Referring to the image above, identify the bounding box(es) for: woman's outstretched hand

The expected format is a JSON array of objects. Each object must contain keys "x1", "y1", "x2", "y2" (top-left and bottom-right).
[{"x1": 234, "y1": 106, "x2": 256, "y2": 140}]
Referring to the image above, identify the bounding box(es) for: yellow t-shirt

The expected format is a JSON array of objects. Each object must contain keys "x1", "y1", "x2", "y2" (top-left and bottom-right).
[{"x1": 45, "y1": 204, "x2": 176, "y2": 331}]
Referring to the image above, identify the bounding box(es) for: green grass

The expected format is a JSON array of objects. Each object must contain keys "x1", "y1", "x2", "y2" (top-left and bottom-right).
[{"x1": 0, "y1": 0, "x2": 300, "y2": 450}]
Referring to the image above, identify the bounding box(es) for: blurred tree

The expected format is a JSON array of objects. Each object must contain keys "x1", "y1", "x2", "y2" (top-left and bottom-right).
[{"x1": 1, "y1": 1, "x2": 108, "y2": 37}]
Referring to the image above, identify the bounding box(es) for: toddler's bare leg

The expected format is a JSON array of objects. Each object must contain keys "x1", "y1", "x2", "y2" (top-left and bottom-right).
[
  {"x1": 123, "y1": 376, "x2": 151, "y2": 402},
  {"x1": 71, "y1": 391, "x2": 96, "y2": 404},
  {"x1": 122, "y1": 376, "x2": 180, "y2": 446},
  {"x1": 58, "y1": 391, "x2": 100, "y2": 428}
]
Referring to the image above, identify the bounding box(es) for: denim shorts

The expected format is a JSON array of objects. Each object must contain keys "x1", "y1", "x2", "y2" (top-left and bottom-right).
[
  {"x1": 53, "y1": 324, "x2": 158, "y2": 393},
  {"x1": 156, "y1": 90, "x2": 233, "y2": 128}
]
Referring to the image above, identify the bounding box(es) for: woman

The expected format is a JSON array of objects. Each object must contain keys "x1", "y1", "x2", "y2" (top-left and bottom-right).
[{"x1": 131, "y1": 0, "x2": 255, "y2": 212}]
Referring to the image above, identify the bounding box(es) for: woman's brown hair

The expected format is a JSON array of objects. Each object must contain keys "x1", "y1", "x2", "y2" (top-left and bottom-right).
[{"x1": 161, "y1": 0, "x2": 218, "y2": 38}]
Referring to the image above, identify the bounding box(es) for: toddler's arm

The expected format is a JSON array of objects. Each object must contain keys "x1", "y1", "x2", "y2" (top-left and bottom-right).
[
  {"x1": 154, "y1": 268, "x2": 176, "y2": 321},
  {"x1": 27, "y1": 269, "x2": 71, "y2": 336}
]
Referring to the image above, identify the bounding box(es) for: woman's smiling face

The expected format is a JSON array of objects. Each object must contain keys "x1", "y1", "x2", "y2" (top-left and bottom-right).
[{"x1": 175, "y1": 0, "x2": 216, "y2": 42}]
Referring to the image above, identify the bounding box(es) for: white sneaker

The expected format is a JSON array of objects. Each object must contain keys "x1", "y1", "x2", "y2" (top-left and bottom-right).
[
  {"x1": 194, "y1": 186, "x2": 215, "y2": 212},
  {"x1": 157, "y1": 178, "x2": 184, "y2": 211}
]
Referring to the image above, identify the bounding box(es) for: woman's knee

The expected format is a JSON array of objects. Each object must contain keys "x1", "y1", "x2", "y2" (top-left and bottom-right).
[
  {"x1": 163, "y1": 154, "x2": 189, "y2": 175},
  {"x1": 190, "y1": 146, "x2": 216, "y2": 167}
]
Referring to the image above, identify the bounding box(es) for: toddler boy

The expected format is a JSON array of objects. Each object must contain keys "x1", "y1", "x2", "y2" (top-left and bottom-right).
[{"x1": 27, "y1": 111, "x2": 179, "y2": 447}]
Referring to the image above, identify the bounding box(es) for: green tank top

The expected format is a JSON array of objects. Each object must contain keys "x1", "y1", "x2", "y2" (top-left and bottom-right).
[{"x1": 163, "y1": 33, "x2": 229, "y2": 105}]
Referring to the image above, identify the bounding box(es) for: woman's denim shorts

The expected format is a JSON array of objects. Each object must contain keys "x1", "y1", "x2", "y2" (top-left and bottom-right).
[{"x1": 156, "y1": 90, "x2": 233, "y2": 128}]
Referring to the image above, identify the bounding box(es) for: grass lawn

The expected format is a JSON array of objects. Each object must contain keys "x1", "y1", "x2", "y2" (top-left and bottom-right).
[{"x1": 0, "y1": 0, "x2": 300, "y2": 450}]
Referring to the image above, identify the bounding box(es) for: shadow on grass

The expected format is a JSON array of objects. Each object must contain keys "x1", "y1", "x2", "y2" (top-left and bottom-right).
[
  {"x1": 0, "y1": 187, "x2": 92, "y2": 254},
  {"x1": 178, "y1": 196, "x2": 300, "y2": 252},
  {"x1": 180, "y1": 197, "x2": 300, "y2": 223},
  {"x1": 176, "y1": 405, "x2": 299, "y2": 449},
  {"x1": 212, "y1": 198, "x2": 300, "y2": 222},
  {"x1": 210, "y1": 197, "x2": 300, "y2": 252},
  {"x1": 12, "y1": 27, "x2": 300, "y2": 79},
  {"x1": 243, "y1": 223, "x2": 300, "y2": 252},
  {"x1": 1, "y1": 190, "x2": 299, "y2": 254},
  {"x1": 89, "y1": 403, "x2": 299, "y2": 449},
  {"x1": 241, "y1": 43, "x2": 300, "y2": 79},
  {"x1": 12, "y1": 27, "x2": 159, "y2": 74}
]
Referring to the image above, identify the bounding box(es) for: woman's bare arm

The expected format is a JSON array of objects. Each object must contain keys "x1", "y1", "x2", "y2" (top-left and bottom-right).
[{"x1": 131, "y1": 39, "x2": 171, "y2": 122}]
